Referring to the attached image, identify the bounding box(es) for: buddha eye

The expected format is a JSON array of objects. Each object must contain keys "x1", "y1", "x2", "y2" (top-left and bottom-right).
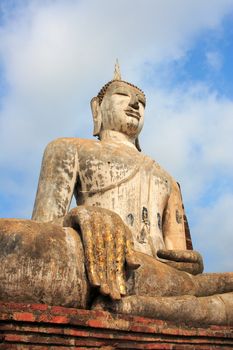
[
  {"x1": 139, "y1": 99, "x2": 145, "y2": 107},
  {"x1": 115, "y1": 92, "x2": 129, "y2": 97},
  {"x1": 136, "y1": 94, "x2": 145, "y2": 107}
]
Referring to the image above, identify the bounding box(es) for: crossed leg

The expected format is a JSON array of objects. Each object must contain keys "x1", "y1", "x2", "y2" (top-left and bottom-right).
[{"x1": 92, "y1": 251, "x2": 233, "y2": 325}]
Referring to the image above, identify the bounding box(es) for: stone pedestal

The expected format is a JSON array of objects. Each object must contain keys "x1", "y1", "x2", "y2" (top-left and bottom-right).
[{"x1": 0, "y1": 302, "x2": 232, "y2": 349}]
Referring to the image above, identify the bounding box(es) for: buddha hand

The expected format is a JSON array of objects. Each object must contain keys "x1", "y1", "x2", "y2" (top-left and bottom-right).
[
  {"x1": 63, "y1": 206, "x2": 140, "y2": 300},
  {"x1": 157, "y1": 249, "x2": 204, "y2": 275}
]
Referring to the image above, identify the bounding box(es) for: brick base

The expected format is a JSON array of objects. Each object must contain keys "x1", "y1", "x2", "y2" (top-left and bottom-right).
[{"x1": 0, "y1": 302, "x2": 232, "y2": 349}]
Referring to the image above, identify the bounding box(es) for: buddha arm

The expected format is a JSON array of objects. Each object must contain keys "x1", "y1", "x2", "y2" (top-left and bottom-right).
[
  {"x1": 32, "y1": 138, "x2": 79, "y2": 222},
  {"x1": 32, "y1": 138, "x2": 139, "y2": 298},
  {"x1": 162, "y1": 180, "x2": 187, "y2": 250},
  {"x1": 159, "y1": 180, "x2": 204, "y2": 275}
]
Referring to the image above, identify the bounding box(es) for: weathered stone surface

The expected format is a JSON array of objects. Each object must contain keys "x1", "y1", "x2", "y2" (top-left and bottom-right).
[
  {"x1": 94, "y1": 293, "x2": 233, "y2": 326},
  {"x1": 0, "y1": 219, "x2": 89, "y2": 308}
]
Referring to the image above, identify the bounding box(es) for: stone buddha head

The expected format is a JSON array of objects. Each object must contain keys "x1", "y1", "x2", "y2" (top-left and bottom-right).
[{"x1": 91, "y1": 63, "x2": 146, "y2": 151}]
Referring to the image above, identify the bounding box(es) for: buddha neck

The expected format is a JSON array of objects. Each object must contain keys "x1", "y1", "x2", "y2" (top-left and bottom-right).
[{"x1": 99, "y1": 130, "x2": 137, "y2": 150}]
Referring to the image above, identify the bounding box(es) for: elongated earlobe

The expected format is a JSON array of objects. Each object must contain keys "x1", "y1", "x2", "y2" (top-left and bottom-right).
[
  {"x1": 135, "y1": 137, "x2": 141, "y2": 152},
  {"x1": 91, "y1": 97, "x2": 102, "y2": 136}
]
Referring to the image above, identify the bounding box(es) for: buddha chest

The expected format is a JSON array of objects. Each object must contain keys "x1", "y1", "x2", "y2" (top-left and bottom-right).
[{"x1": 75, "y1": 141, "x2": 172, "y2": 256}]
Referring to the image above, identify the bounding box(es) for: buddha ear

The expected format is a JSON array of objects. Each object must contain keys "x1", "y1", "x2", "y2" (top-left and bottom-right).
[
  {"x1": 135, "y1": 137, "x2": 141, "y2": 152},
  {"x1": 91, "y1": 97, "x2": 102, "y2": 137}
]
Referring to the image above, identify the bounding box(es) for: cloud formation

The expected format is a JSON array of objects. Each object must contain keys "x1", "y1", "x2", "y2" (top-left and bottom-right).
[
  {"x1": 0, "y1": 0, "x2": 233, "y2": 271},
  {"x1": 206, "y1": 51, "x2": 223, "y2": 71}
]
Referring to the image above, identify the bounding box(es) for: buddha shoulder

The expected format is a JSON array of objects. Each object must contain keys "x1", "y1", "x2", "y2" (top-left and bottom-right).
[
  {"x1": 44, "y1": 137, "x2": 99, "y2": 151},
  {"x1": 44, "y1": 137, "x2": 140, "y2": 175}
]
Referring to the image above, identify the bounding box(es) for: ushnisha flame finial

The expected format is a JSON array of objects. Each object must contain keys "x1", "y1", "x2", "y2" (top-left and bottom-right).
[
  {"x1": 97, "y1": 62, "x2": 146, "y2": 107},
  {"x1": 113, "y1": 59, "x2": 121, "y2": 80}
]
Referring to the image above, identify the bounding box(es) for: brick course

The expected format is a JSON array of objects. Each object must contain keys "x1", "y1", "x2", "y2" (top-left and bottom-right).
[{"x1": 0, "y1": 302, "x2": 232, "y2": 349}]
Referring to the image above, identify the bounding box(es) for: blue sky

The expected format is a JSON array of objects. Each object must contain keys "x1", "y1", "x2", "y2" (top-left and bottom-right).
[{"x1": 0, "y1": 0, "x2": 233, "y2": 272}]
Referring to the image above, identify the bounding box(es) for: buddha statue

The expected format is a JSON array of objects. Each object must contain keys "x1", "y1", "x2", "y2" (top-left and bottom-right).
[{"x1": 0, "y1": 63, "x2": 232, "y2": 325}]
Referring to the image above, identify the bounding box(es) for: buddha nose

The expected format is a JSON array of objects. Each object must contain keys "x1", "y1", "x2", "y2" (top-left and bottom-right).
[{"x1": 129, "y1": 95, "x2": 139, "y2": 110}]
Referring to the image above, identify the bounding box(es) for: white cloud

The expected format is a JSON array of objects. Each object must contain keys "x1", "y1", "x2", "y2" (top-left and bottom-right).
[
  {"x1": 206, "y1": 51, "x2": 223, "y2": 71},
  {"x1": 192, "y1": 193, "x2": 233, "y2": 272},
  {"x1": 0, "y1": 0, "x2": 232, "y2": 163},
  {"x1": 0, "y1": 0, "x2": 233, "y2": 271},
  {"x1": 144, "y1": 84, "x2": 233, "y2": 186}
]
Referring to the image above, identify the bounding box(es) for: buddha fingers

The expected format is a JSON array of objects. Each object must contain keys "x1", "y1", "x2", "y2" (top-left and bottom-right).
[
  {"x1": 157, "y1": 250, "x2": 203, "y2": 275},
  {"x1": 75, "y1": 208, "x2": 101, "y2": 287},
  {"x1": 104, "y1": 216, "x2": 121, "y2": 300},
  {"x1": 91, "y1": 212, "x2": 110, "y2": 296},
  {"x1": 63, "y1": 206, "x2": 138, "y2": 298},
  {"x1": 114, "y1": 216, "x2": 127, "y2": 296},
  {"x1": 157, "y1": 249, "x2": 203, "y2": 264}
]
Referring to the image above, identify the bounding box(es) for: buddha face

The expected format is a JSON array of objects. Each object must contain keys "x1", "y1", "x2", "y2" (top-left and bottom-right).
[{"x1": 100, "y1": 81, "x2": 145, "y2": 138}]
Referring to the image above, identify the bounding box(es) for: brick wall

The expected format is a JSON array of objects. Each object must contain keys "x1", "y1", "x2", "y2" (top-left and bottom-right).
[{"x1": 0, "y1": 302, "x2": 232, "y2": 349}]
